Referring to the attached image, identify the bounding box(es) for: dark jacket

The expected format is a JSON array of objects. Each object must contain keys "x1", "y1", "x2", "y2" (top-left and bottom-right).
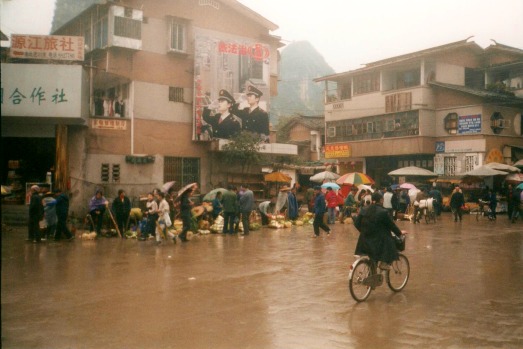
[
  {"x1": 221, "y1": 190, "x2": 238, "y2": 214},
  {"x1": 55, "y1": 193, "x2": 69, "y2": 220},
  {"x1": 202, "y1": 108, "x2": 241, "y2": 139},
  {"x1": 232, "y1": 104, "x2": 270, "y2": 136},
  {"x1": 450, "y1": 191, "x2": 465, "y2": 209},
  {"x1": 112, "y1": 196, "x2": 131, "y2": 217},
  {"x1": 29, "y1": 192, "x2": 44, "y2": 221},
  {"x1": 354, "y1": 204, "x2": 402, "y2": 264},
  {"x1": 313, "y1": 193, "x2": 327, "y2": 215}
]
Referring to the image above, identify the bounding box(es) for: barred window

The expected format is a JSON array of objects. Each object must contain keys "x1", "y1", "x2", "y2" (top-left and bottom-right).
[
  {"x1": 444, "y1": 157, "x2": 457, "y2": 176},
  {"x1": 114, "y1": 16, "x2": 141, "y2": 39},
  {"x1": 169, "y1": 18, "x2": 187, "y2": 53},
  {"x1": 164, "y1": 157, "x2": 200, "y2": 187}
]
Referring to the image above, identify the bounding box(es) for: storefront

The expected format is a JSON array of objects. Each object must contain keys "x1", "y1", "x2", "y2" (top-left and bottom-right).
[{"x1": 1, "y1": 63, "x2": 88, "y2": 205}]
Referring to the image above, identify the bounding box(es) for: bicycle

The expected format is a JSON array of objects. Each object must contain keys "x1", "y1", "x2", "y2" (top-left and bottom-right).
[
  {"x1": 474, "y1": 199, "x2": 495, "y2": 221},
  {"x1": 348, "y1": 235, "x2": 410, "y2": 302}
]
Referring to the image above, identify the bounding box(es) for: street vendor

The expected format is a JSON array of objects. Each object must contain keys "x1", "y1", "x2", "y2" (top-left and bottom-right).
[{"x1": 88, "y1": 190, "x2": 108, "y2": 235}]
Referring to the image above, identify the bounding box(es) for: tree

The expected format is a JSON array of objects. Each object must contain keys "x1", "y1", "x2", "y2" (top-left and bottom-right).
[{"x1": 220, "y1": 131, "x2": 266, "y2": 175}]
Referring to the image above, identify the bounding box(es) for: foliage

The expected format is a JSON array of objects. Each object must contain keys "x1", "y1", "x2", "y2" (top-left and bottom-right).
[{"x1": 220, "y1": 131, "x2": 265, "y2": 172}]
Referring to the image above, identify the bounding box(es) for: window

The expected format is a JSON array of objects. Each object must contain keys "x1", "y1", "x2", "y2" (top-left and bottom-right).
[
  {"x1": 114, "y1": 16, "x2": 141, "y2": 39},
  {"x1": 327, "y1": 127, "x2": 336, "y2": 138},
  {"x1": 112, "y1": 164, "x2": 120, "y2": 182},
  {"x1": 94, "y1": 13, "x2": 109, "y2": 49},
  {"x1": 464, "y1": 156, "x2": 475, "y2": 173},
  {"x1": 490, "y1": 112, "x2": 504, "y2": 134},
  {"x1": 444, "y1": 113, "x2": 458, "y2": 134},
  {"x1": 169, "y1": 87, "x2": 184, "y2": 102},
  {"x1": 101, "y1": 163, "x2": 110, "y2": 182},
  {"x1": 164, "y1": 157, "x2": 200, "y2": 186},
  {"x1": 354, "y1": 72, "x2": 380, "y2": 95},
  {"x1": 444, "y1": 157, "x2": 457, "y2": 176},
  {"x1": 169, "y1": 18, "x2": 187, "y2": 53},
  {"x1": 339, "y1": 82, "x2": 351, "y2": 100}
]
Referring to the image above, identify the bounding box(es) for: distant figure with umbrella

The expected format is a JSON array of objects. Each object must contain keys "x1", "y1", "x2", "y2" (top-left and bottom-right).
[{"x1": 177, "y1": 183, "x2": 198, "y2": 242}]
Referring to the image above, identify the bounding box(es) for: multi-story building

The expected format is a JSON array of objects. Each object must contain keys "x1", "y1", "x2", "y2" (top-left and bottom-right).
[
  {"x1": 2, "y1": 0, "x2": 295, "y2": 214},
  {"x1": 315, "y1": 38, "x2": 523, "y2": 186}
]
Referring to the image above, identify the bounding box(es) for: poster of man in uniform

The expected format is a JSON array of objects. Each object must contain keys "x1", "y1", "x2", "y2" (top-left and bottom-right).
[{"x1": 193, "y1": 29, "x2": 271, "y2": 142}]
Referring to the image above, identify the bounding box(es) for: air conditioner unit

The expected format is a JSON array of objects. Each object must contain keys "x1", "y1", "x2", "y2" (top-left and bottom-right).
[{"x1": 108, "y1": 5, "x2": 143, "y2": 50}]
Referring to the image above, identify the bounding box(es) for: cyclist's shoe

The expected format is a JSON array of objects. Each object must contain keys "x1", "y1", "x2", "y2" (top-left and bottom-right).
[{"x1": 378, "y1": 262, "x2": 391, "y2": 270}]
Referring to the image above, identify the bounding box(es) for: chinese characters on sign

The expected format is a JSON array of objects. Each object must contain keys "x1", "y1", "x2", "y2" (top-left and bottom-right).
[
  {"x1": 10, "y1": 35, "x2": 84, "y2": 61},
  {"x1": 325, "y1": 144, "x2": 351, "y2": 159},
  {"x1": 0, "y1": 86, "x2": 67, "y2": 105},
  {"x1": 458, "y1": 114, "x2": 481, "y2": 134},
  {"x1": 217, "y1": 41, "x2": 270, "y2": 61},
  {"x1": 91, "y1": 119, "x2": 127, "y2": 130},
  {"x1": 1, "y1": 87, "x2": 68, "y2": 106}
]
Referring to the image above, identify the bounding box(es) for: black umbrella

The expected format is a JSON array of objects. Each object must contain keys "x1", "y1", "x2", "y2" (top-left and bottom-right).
[{"x1": 175, "y1": 182, "x2": 197, "y2": 201}]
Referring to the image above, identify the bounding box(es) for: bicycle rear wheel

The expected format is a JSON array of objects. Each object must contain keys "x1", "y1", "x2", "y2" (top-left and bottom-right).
[
  {"x1": 349, "y1": 259, "x2": 373, "y2": 302},
  {"x1": 386, "y1": 254, "x2": 410, "y2": 292}
]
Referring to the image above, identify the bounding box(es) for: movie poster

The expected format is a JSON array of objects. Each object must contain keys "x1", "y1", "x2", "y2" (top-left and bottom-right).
[{"x1": 193, "y1": 29, "x2": 271, "y2": 142}]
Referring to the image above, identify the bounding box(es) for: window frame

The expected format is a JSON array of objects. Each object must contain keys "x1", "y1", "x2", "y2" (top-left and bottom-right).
[{"x1": 168, "y1": 17, "x2": 187, "y2": 53}]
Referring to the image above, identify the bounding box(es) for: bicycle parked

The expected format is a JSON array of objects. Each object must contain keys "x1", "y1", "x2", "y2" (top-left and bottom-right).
[
  {"x1": 472, "y1": 199, "x2": 495, "y2": 221},
  {"x1": 348, "y1": 234, "x2": 410, "y2": 302},
  {"x1": 420, "y1": 198, "x2": 436, "y2": 224}
]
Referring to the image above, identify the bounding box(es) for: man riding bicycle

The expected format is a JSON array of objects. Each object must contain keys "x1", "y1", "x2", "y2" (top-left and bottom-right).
[{"x1": 354, "y1": 191, "x2": 405, "y2": 270}]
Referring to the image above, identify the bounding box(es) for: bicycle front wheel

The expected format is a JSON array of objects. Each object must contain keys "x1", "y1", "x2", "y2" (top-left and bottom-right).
[
  {"x1": 386, "y1": 254, "x2": 410, "y2": 292},
  {"x1": 348, "y1": 259, "x2": 373, "y2": 302}
]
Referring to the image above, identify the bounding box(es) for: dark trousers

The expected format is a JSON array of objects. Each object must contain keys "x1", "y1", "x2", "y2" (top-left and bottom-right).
[
  {"x1": 115, "y1": 214, "x2": 129, "y2": 235},
  {"x1": 241, "y1": 211, "x2": 251, "y2": 234},
  {"x1": 28, "y1": 219, "x2": 41, "y2": 241},
  {"x1": 179, "y1": 211, "x2": 191, "y2": 241},
  {"x1": 261, "y1": 212, "x2": 269, "y2": 225},
  {"x1": 55, "y1": 217, "x2": 72, "y2": 240},
  {"x1": 90, "y1": 209, "x2": 105, "y2": 233},
  {"x1": 223, "y1": 212, "x2": 236, "y2": 234},
  {"x1": 313, "y1": 213, "x2": 330, "y2": 236},
  {"x1": 452, "y1": 207, "x2": 463, "y2": 221},
  {"x1": 144, "y1": 213, "x2": 158, "y2": 237},
  {"x1": 45, "y1": 224, "x2": 56, "y2": 239}
]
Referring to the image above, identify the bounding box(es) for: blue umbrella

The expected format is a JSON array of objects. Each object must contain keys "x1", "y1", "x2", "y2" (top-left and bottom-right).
[
  {"x1": 517, "y1": 182, "x2": 523, "y2": 190},
  {"x1": 321, "y1": 182, "x2": 340, "y2": 190}
]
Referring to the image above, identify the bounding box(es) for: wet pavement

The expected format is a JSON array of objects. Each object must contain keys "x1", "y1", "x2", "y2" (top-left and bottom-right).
[{"x1": 2, "y1": 213, "x2": 523, "y2": 349}]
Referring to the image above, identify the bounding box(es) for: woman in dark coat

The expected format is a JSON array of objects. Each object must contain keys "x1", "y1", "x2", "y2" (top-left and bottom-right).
[{"x1": 354, "y1": 192, "x2": 404, "y2": 269}]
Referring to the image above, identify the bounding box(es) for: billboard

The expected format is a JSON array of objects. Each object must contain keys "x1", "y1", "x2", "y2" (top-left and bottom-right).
[{"x1": 193, "y1": 29, "x2": 271, "y2": 142}]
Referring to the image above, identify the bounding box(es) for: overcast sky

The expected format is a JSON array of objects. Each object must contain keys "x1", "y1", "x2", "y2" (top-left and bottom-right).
[
  {"x1": 2, "y1": 0, "x2": 522, "y2": 72},
  {"x1": 238, "y1": 0, "x2": 523, "y2": 72}
]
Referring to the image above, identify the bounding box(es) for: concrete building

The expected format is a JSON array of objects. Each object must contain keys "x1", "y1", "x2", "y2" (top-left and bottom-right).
[
  {"x1": 2, "y1": 0, "x2": 296, "y2": 215},
  {"x1": 315, "y1": 38, "x2": 523, "y2": 187}
]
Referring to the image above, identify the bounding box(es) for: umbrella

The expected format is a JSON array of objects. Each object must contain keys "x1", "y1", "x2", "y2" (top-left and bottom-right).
[
  {"x1": 505, "y1": 173, "x2": 523, "y2": 184},
  {"x1": 161, "y1": 181, "x2": 176, "y2": 194},
  {"x1": 399, "y1": 183, "x2": 417, "y2": 189},
  {"x1": 390, "y1": 184, "x2": 400, "y2": 190},
  {"x1": 514, "y1": 159, "x2": 523, "y2": 168},
  {"x1": 321, "y1": 182, "x2": 340, "y2": 190},
  {"x1": 517, "y1": 183, "x2": 523, "y2": 190},
  {"x1": 175, "y1": 182, "x2": 197, "y2": 201},
  {"x1": 202, "y1": 188, "x2": 227, "y2": 201},
  {"x1": 264, "y1": 172, "x2": 292, "y2": 183},
  {"x1": 336, "y1": 172, "x2": 374, "y2": 185},
  {"x1": 462, "y1": 166, "x2": 507, "y2": 177},
  {"x1": 388, "y1": 166, "x2": 437, "y2": 176},
  {"x1": 485, "y1": 162, "x2": 521, "y2": 173},
  {"x1": 357, "y1": 184, "x2": 374, "y2": 192},
  {"x1": 310, "y1": 171, "x2": 340, "y2": 183}
]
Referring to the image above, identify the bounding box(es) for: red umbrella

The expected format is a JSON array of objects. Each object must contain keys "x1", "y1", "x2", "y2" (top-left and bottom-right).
[{"x1": 336, "y1": 172, "x2": 374, "y2": 186}]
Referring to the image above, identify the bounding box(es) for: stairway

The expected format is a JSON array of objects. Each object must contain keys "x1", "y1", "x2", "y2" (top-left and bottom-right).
[{"x1": 1, "y1": 204, "x2": 28, "y2": 227}]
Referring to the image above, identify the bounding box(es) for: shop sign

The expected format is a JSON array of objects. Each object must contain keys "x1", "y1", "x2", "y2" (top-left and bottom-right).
[
  {"x1": 444, "y1": 139, "x2": 485, "y2": 153},
  {"x1": 1, "y1": 64, "x2": 85, "y2": 119},
  {"x1": 10, "y1": 35, "x2": 84, "y2": 61},
  {"x1": 91, "y1": 119, "x2": 127, "y2": 130},
  {"x1": 458, "y1": 114, "x2": 481, "y2": 134},
  {"x1": 325, "y1": 144, "x2": 351, "y2": 158}
]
